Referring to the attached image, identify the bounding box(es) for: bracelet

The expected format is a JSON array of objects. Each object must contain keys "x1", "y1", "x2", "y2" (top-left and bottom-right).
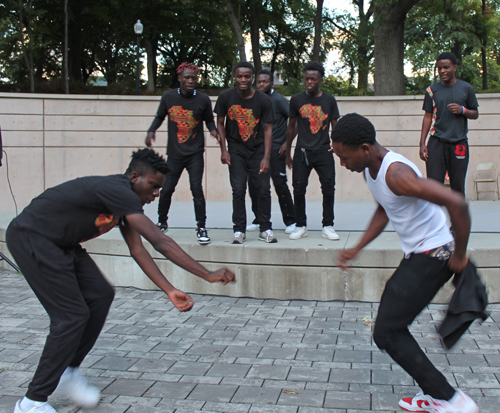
[{"x1": 462, "y1": 106, "x2": 467, "y2": 115}]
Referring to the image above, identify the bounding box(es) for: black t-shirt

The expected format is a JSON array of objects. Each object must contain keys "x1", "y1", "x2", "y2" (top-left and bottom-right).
[
  {"x1": 12, "y1": 174, "x2": 144, "y2": 248},
  {"x1": 290, "y1": 91, "x2": 340, "y2": 150},
  {"x1": 214, "y1": 88, "x2": 274, "y2": 154},
  {"x1": 148, "y1": 89, "x2": 216, "y2": 159},
  {"x1": 423, "y1": 80, "x2": 479, "y2": 143},
  {"x1": 269, "y1": 90, "x2": 289, "y2": 150}
]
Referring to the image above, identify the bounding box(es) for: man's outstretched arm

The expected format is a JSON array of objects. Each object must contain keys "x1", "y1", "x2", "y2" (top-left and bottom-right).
[
  {"x1": 337, "y1": 203, "x2": 389, "y2": 270},
  {"x1": 386, "y1": 162, "x2": 470, "y2": 273}
]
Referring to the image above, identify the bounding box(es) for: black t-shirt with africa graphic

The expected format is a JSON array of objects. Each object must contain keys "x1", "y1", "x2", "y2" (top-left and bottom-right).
[
  {"x1": 290, "y1": 91, "x2": 340, "y2": 151},
  {"x1": 148, "y1": 89, "x2": 216, "y2": 159},
  {"x1": 214, "y1": 88, "x2": 274, "y2": 155},
  {"x1": 11, "y1": 174, "x2": 144, "y2": 248}
]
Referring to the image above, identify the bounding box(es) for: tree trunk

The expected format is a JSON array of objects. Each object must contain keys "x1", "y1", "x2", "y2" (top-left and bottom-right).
[
  {"x1": 481, "y1": 0, "x2": 487, "y2": 90},
  {"x1": 18, "y1": 0, "x2": 35, "y2": 93},
  {"x1": 63, "y1": 0, "x2": 69, "y2": 93},
  {"x1": 374, "y1": 0, "x2": 420, "y2": 96},
  {"x1": 145, "y1": 38, "x2": 158, "y2": 94},
  {"x1": 247, "y1": 0, "x2": 261, "y2": 73},
  {"x1": 312, "y1": 0, "x2": 324, "y2": 62},
  {"x1": 225, "y1": 0, "x2": 246, "y2": 61}
]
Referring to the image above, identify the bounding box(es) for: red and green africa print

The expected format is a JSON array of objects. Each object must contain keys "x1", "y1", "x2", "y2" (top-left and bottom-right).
[
  {"x1": 168, "y1": 106, "x2": 199, "y2": 143},
  {"x1": 228, "y1": 105, "x2": 260, "y2": 141},
  {"x1": 299, "y1": 104, "x2": 329, "y2": 134}
]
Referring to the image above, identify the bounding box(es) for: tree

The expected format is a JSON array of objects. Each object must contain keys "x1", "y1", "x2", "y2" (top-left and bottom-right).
[
  {"x1": 312, "y1": 0, "x2": 324, "y2": 62},
  {"x1": 373, "y1": 0, "x2": 421, "y2": 95}
]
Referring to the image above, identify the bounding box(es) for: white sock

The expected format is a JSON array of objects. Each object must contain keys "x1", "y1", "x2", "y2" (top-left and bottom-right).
[
  {"x1": 62, "y1": 366, "x2": 74, "y2": 377},
  {"x1": 19, "y1": 397, "x2": 35, "y2": 411}
]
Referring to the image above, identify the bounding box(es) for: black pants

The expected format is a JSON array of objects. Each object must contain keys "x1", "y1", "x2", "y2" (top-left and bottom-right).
[
  {"x1": 426, "y1": 137, "x2": 469, "y2": 195},
  {"x1": 292, "y1": 148, "x2": 335, "y2": 227},
  {"x1": 228, "y1": 148, "x2": 272, "y2": 233},
  {"x1": 6, "y1": 223, "x2": 115, "y2": 402},
  {"x1": 248, "y1": 149, "x2": 296, "y2": 227},
  {"x1": 158, "y1": 152, "x2": 206, "y2": 227},
  {"x1": 373, "y1": 253, "x2": 455, "y2": 401}
]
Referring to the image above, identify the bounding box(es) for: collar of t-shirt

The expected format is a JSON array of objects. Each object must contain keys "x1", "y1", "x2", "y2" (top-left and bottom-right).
[{"x1": 177, "y1": 88, "x2": 197, "y2": 97}]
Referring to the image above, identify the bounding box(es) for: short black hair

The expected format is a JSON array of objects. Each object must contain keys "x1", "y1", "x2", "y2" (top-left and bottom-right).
[
  {"x1": 331, "y1": 113, "x2": 376, "y2": 149},
  {"x1": 436, "y1": 52, "x2": 458, "y2": 65},
  {"x1": 125, "y1": 148, "x2": 169, "y2": 176},
  {"x1": 304, "y1": 61, "x2": 325, "y2": 77},
  {"x1": 234, "y1": 61, "x2": 255, "y2": 74},
  {"x1": 257, "y1": 69, "x2": 273, "y2": 81}
]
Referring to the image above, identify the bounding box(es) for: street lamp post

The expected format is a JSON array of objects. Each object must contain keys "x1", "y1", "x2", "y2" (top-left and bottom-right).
[{"x1": 134, "y1": 20, "x2": 143, "y2": 95}]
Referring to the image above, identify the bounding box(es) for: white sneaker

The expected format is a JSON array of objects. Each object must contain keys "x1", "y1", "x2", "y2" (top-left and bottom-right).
[
  {"x1": 322, "y1": 226, "x2": 340, "y2": 241},
  {"x1": 429, "y1": 390, "x2": 479, "y2": 413},
  {"x1": 14, "y1": 400, "x2": 58, "y2": 413},
  {"x1": 285, "y1": 223, "x2": 296, "y2": 234},
  {"x1": 246, "y1": 223, "x2": 259, "y2": 231},
  {"x1": 289, "y1": 226, "x2": 307, "y2": 240},
  {"x1": 232, "y1": 231, "x2": 246, "y2": 244},
  {"x1": 399, "y1": 390, "x2": 432, "y2": 412},
  {"x1": 259, "y1": 229, "x2": 277, "y2": 243},
  {"x1": 54, "y1": 367, "x2": 100, "y2": 408}
]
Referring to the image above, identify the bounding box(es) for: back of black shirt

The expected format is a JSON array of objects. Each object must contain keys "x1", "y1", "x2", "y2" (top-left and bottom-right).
[{"x1": 12, "y1": 174, "x2": 144, "y2": 248}]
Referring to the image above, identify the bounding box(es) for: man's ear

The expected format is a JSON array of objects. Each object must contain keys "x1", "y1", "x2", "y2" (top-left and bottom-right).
[{"x1": 129, "y1": 171, "x2": 139, "y2": 184}]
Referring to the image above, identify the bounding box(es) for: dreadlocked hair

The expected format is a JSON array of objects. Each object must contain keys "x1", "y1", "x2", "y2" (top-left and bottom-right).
[
  {"x1": 125, "y1": 148, "x2": 169, "y2": 176},
  {"x1": 176, "y1": 62, "x2": 200, "y2": 74}
]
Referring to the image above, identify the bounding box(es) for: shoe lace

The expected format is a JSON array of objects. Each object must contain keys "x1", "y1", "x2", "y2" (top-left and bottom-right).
[
  {"x1": 265, "y1": 229, "x2": 274, "y2": 236},
  {"x1": 234, "y1": 231, "x2": 243, "y2": 237},
  {"x1": 198, "y1": 228, "x2": 207, "y2": 237}
]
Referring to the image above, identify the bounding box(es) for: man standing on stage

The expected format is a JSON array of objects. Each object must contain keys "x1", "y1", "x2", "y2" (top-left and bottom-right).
[
  {"x1": 7, "y1": 148, "x2": 235, "y2": 413},
  {"x1": 284, "y1": 62, "x2": 340, "y2": 241},
  {"x1": 333, "y1": 113, "x2": 478, "y2": 413},
  {"x1": 246, "y1": 69, "x2": 296, "y2": 234},
  {"x1": 146, "y1": 63, "x2": 217, "y2": 245},
  {"x1": 419, "y1": 52, "x2": 479, "y2": 195},
  {"x1": 215, "y1": 62, "x2": 276, "y2": 244}
]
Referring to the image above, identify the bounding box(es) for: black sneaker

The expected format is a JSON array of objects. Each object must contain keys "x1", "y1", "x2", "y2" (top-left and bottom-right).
[
  {"x1": 197, "y1": 227, "x2": 211, "y2": 245},
  {"x1": 156, "y1": 222, "x2": 168, "y2": 233}
]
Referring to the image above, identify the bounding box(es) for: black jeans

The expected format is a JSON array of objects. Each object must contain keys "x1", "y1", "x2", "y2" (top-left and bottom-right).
[
  {"x1": 228, "y1": 148, "x2": 272, "y2": 233},
  {"x1": 6, "y1": 223, "x2": 115, "y2": 402},
  {"x1": 426, "y1": 136, "x2": 469, "y2": 195},
  {"x1": 248, "y1": 149, "x2": 296, "y2": 227},
  {"x1": 158, "y1": 152, "x2": 206, "y2": 227},
  {"x1": 373, "y1": 253, "x2": 455, "y2": 401},
  {"x1": 292, "y1": 147, "x2": 335, "y2": 227}
]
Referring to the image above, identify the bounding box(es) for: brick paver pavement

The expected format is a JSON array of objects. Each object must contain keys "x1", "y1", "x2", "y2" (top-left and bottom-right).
[{"x1": 0, "y1": 268, "x2": 499, "y2": 413}]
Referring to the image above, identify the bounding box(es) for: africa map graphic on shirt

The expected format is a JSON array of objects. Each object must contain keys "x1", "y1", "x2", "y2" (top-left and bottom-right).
[
  {"x1": 168, "y1": 106, "x2": 199, "y2": 143},
  {"x1": 228, "y1": 105, "x2": 260, "y2": 141},
  {"x1": 81, "y1": 214, "x2": 120, "y2": 243},
  {"x1": 299, "y1": 104, "x2": 329, "y2": 134}
]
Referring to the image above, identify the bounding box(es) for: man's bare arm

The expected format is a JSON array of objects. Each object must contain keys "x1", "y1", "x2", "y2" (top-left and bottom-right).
[{"x1": 419, "y1": 112, "x2": 432, "y2": 161}]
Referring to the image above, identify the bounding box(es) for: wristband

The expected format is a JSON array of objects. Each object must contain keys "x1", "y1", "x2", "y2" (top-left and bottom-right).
[{"x1": 462, "y1": 106, "x2": 467, "y2": 115}]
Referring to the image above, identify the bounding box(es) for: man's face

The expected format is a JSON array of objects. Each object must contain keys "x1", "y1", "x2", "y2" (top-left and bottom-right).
[
  {"x1": 332, "y1": 142, "x2": 368, "y2": 173},
  {"x1": 178, "y1": 69, "x2": 198, "y2": 94},
  {"x1": 304, "y1": 70, "x2": 322, "y2": 93},
  {"x1": 235, "y1": 67, "x2": 254, "y2": 91},
  {"x1": 130, "y1": 170, "x2": 165, "y2": 205},
  {"x1": 437, "y1": 59, "x2": 457, "y2": 83},
  {"x1": 256, "y1": 74, "x2": 273, "y2": 94}
]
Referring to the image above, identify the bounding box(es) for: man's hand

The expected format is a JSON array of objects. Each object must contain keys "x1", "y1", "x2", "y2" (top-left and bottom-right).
[
  {"x1": 166, "y1": 288, "x2": 195, "y2": 312},
  {"x1": 145, "y1": 131, "x2": 156, "y2": 148},
  {"x1": 447, "y1": 103, "x2": 464, "y2": 115},
  {"x1": 286, "y1": 154, "x2": 293, "y2": 169},
  {"x1": 210, "y1": 130, "x2": 220, "y2": 144},
  {"x1": 419, "y1": 144, "x2": 428, "y2": 161},
  {"x1": 337, "y1": 248, "x2": 359, "y2": 271},
  {"x1": 259, "y1": 158, "x2": 270, "y2": 174},
  {"x1": 448, "y1": 253, "x2": 468, "y2": 274},
  {"x1": 205, "y1": 268, "x2": 236, "y2": 285},
  {"x1": 221, "y1": 150, "x2": 231, "y2": 165},
  {"x1": 279, "y1": 142, "x2": 287, "y2": 158}
]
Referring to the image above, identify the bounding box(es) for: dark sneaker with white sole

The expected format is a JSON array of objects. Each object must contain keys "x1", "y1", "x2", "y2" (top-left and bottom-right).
[
  {"x1": 197, "y1": 227, "x2": 211, "y2": 245},
  {"x1": 156, "y1": 222, "x2": 168, "y2": 233}
]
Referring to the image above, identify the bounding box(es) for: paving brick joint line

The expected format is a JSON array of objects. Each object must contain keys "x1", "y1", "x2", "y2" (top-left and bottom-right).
[{"x1": 1, "y1": 268, "x2": 499, "y2": 413}]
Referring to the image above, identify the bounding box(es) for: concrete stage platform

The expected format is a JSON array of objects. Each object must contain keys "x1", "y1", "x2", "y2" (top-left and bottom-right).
[{"x1": 1, "y1": 200, "x2": 500, "y2": 303}]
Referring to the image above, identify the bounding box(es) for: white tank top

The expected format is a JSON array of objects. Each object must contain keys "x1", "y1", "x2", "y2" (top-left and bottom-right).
[{"x1": 365, "y1": 151, "x2": 453, "y2": 255}]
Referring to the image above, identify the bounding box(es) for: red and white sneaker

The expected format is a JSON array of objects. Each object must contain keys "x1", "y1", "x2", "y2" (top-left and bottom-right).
[
  {"x1": 399, "y1": 391, "x2": 433, "y2": 412},
  {"x1": 429, "y1": 390, "x2": 479, "y2": 413}
]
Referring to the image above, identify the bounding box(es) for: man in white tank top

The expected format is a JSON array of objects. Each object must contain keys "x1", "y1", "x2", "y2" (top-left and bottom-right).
[{"x1": 331, "y1": 113, "x2": 478, "y2": 413}]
